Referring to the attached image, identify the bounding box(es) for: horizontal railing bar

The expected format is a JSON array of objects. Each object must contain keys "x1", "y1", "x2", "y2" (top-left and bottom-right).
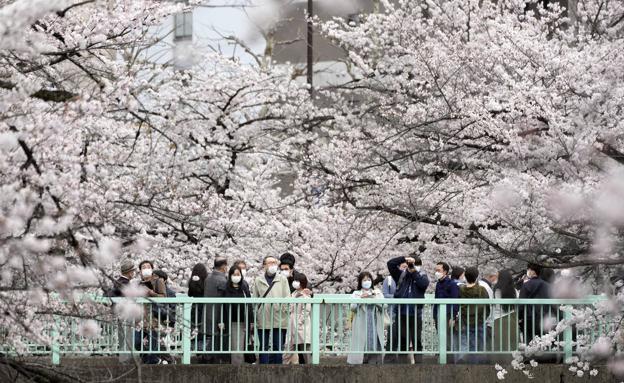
[{"x1": 102, "y1": 297, "x2": 605, "y2": 305}]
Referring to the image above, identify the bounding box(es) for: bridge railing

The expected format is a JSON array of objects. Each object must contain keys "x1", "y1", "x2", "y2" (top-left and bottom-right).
[{"x1": 0, "y1": 295, "x2": 608, "y2": 365}]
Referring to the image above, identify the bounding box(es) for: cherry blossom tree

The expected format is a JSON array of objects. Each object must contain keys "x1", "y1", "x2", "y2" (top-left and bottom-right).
[
  {"x1": 282, "y1": 0, "x2": 624, "y2": 281},
  {"x1": 1, "y1": 0, "x2": 624, "y2": 378},
  {"x1": 284, "y1": 0, "x2": 624, "y2": 375},
  {"x1": 0, "y1": 1, "x2": 316, "y2": 373}
]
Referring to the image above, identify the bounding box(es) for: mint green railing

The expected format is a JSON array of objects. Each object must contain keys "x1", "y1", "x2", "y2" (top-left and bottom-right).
[{"x1": 0, "y1": 295, "x2": 607, "y2": 365}]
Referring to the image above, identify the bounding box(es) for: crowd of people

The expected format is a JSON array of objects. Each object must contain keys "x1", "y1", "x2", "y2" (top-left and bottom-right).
[{"x1": 108, "y1": 252, "x2": 557, "y2": 366}]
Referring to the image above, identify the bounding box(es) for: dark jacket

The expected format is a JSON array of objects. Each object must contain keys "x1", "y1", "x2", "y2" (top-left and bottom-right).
[
  {"x1": 459, "y1": 284, "x2": 490, "y2": 327},
  {"x1": 223, "y1": 283, "x2": 254, "y2": 325},
  {"x1": 518, "y1": 277, "x2": 551, "y2": 340},
  {"x1": 433, "y1": 276, "x2": 460, "y2": 324},
  {"x1": 203, "y1": 270, "x2": 228, "y2": 335},
  {"x1": 108, "y1": 275, "x2": 131, "y2": 297},
  {"x1": 387, "y1": 256, "x2": 429, "y2": 316},
  {"x1": 188, "y1": 276, "x2": 205, "y2": 329}
]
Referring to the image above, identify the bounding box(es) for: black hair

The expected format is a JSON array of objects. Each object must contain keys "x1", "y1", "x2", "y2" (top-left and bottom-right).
[
  {"x1": 280, "y1": 252, "x2": 296, "y2": 268},
  {"x1": 214, "y1": 257, "x2": 227, "y2": 270},
  {"x1": 451, "y1": 266, "x2": 465, "y2": 280},
  {"x1": 153, "y1": 269, "x2": 168, "y2": 282},
  {"x1": 409, "y1": 253, "x2": 423, "y2": 266},
  {"x1": 437, "y1": 261, "x2": 450, "y2": 273},
  {"x1": 280, "y1": 263, "x2": 293, "y2": 270},
  {"x1": 465, "y1": 266, "x2": 479, "y2": 284},
  {"x1": 293, "y1": 272, "x2": 308, "y2": 289},
  {"x1": 357, "y1": 271, "x2": 374, "y2": 290},
  {"x1": 494, "y1": 269, "x2": 516, "y2": 299},
  {"x1": 188, "y1": 263, "x2": 208, "y2": 297},
  {"x1": 540, "y1": 268, "x2": 555, "y2": 283},
  {"x1": 139, "y1": 260, "x2": 154, "y2": 270},
  {"x1": 227, "y1": 265, "x2": 243, "y2": 288},
  {"x1": 527, "y1": 263, "x2": 542, "y2": 276}
]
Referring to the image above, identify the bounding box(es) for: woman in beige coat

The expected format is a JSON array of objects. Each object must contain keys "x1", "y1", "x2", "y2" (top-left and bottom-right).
[
  {"x1": 348, "y1": 271, "x2": 385, "y2": 365},
  {"x1": 285, "y1": 273, "x2": 313, "y2": 364}
]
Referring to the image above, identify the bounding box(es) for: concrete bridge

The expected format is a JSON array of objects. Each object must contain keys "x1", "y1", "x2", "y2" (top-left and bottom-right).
[{"x1": 0, "y1": 358, "x2": 618, "y2": 383}]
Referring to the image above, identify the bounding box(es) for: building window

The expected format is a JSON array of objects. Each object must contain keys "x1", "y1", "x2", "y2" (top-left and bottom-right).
[{"x1": 174, "y1": 12, "x2": 193, "y2": 40}]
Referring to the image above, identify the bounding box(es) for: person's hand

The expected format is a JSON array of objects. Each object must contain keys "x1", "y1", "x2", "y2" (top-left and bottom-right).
[
  {"x1": 302, "y1": 288, "x2": 312, "y2": 296},
  {"x1": 218, "y1": 323, "x2": 225, "y2": 331}
]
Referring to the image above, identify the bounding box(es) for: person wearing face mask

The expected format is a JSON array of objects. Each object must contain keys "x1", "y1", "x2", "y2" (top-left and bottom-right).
[
  {"x1": 222, "y1": 265, "x2": 253, "y2": 365},
  {"x1": 137, "y1": 260, "x2": 166, "y2": 364},
  {"x1": 139, "y1": 260, "x2": 166, "y2": 298},
  {"x1": 348, "y1": 271, "x2": 385, "y2": 365},
  {"x1": 433, "y1": 262, "x2": 460, "y2": 329},
  {"x1": 252, "y1": 255, "x2": 291, "y2": 364},
  {"x1": 518, "y1": 263, "x2": 550, "y2": 355},
  {"x1": 279, "y1": 252, "x2": 305, "y2": 293},
  {"x1": 386, "y1": 254, "x2": 429, "y2": 364},
  {"x1": 433, "y1": 261, "x2": 460, "y2": 362},
  {"x1": 202, "y1": 256, "x2": 229, "y2": 364},
  {"x1": 233, "y1": 260, "x2": 250, "y2": 286},
  {"x1": 284, "y1": 273, "x2": 313, "y2": 364}
]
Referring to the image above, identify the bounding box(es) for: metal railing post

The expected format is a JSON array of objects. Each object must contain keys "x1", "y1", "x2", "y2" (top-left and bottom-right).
[
  {"x1": 438, "y1": 303, "x2": 447, "y2": 365},
  {"x1": 563, "y1": 309, "x2": 573, "y2": 362},
  {"x1": 311, "y1": 302, "x2": 320, "y2": 364},
  {"x1": 182, "y1": 302, "x2": 192, "y2": 365},
  {"x1": 51, "y1": 317, "x2": 60, "y2": 366}
]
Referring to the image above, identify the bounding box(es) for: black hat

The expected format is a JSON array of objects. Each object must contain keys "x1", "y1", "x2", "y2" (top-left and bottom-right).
[{"x1": 279, "y1": 252, "x2": 296, "y2": 268}]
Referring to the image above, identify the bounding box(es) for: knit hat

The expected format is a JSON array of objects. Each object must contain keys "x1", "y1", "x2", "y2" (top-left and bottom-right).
[
  {"x1": 120, "y1": 260, "x2": 135, "y2": 274},
  {"x1": 279, "y1": 252, "x2": 296, "y2": 268}
]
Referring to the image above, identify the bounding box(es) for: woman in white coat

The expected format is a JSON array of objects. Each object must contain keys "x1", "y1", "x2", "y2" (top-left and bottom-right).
[
  {"x1": 348, "y1": 271, "x2": 385, "y2": 365},
  {"x1": 285, "y1": 273, "x2": 313, "y2": 364}
]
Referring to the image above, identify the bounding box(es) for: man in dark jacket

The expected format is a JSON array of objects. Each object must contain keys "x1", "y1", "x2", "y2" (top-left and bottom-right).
[
  {"x1": 433, "y1": 261, "x2": 460, "y2": 328},
  {"x1": 202, "y1": 256, "x2": 229, "y2": 364},
  {"x1": 387, "y1": 254, "x2": 429, "y2": 363},
  {"x1": 109, "y1": 260, "x2": 135, "y2": 297},
  {"x1": 279, "y1": 252, "x2": 306, "y2": 293},
  {"x1": 519, "y1": 263, "x2": 551, "y2": 347}
]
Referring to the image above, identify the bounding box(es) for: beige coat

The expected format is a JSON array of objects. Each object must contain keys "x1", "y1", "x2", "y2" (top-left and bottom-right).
[
  {"x1": 285, "y1": 290, "x2": 313, "y2": 347},
  {"x1": 252, "y1": 273, "x2": 291, "y2": 329}
]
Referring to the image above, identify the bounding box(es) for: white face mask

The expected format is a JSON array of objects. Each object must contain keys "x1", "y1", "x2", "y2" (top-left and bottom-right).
[
  {"x1": 434, "y1": 271, "x2": 444, "y2": 281},
  {"x1": 362, "y1": 280, "x2": 372, "y2": 289},
  {"x1": 141, "y1": 268, "x2": 152, "y2": 278},
  {"x1": 527, "y1": 270, "x2": 535, "y2": 279},
  {"x1": 267, "y1": 265, "x2": 278, "y2": 276},
  {"x1": 231, "y1": 275, "x2": 242, "y2": 284},
  {"x1": 415, "y1": 266, "x2": 421, "y2": 272},
  {"x1": 292, "y1": 281, "x2": 301, "y2": 290},
  {"x1": 281, "y1": 269, "x2": 291, "y2": 278}
]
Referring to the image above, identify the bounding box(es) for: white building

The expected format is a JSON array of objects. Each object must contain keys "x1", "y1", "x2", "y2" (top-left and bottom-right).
[{"x1": 148, "y1": 0, "x2": 380, "y2": 86}]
